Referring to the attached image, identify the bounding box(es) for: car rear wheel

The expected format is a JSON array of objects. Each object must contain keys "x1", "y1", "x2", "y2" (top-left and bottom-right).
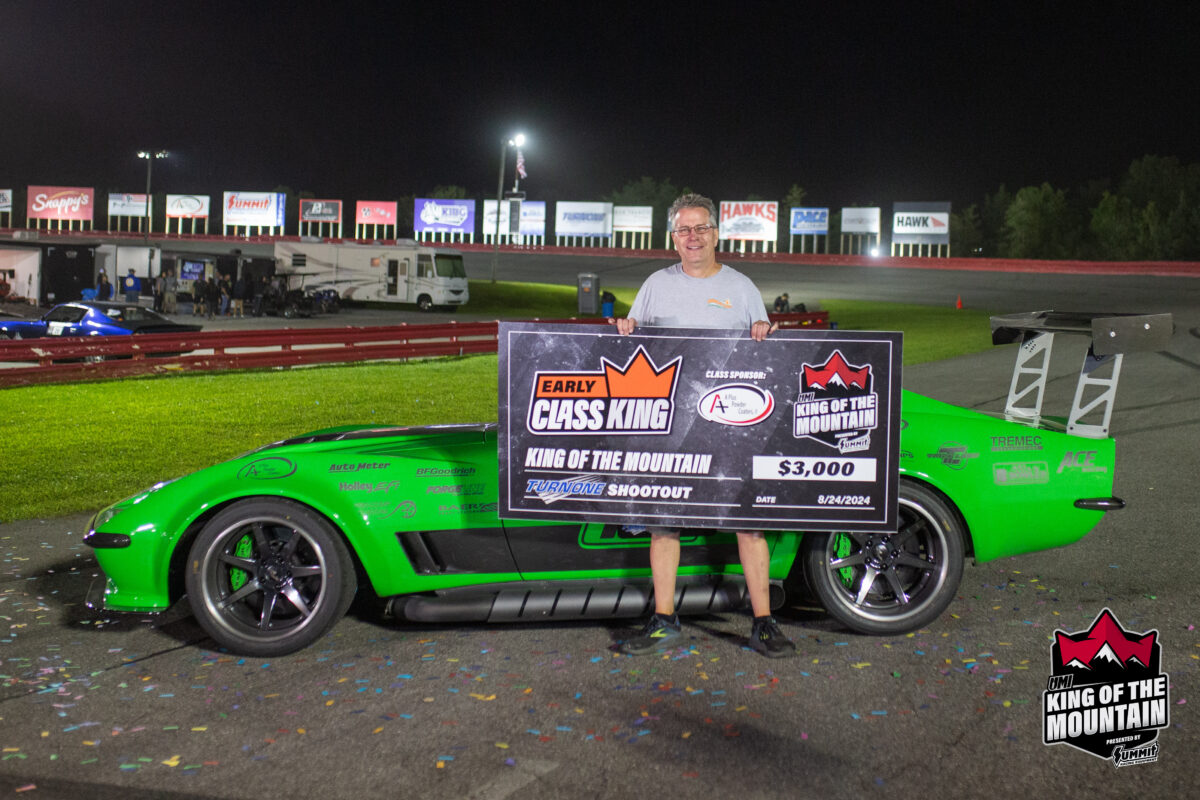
[
  {"x1": 802, "y1": 480, "x2": 964, "y2": 635},
  {"x1": 417, "y1": 294, "x2": 433, "y2": 311},
  {"x1": 185, "y1": 498, "x2": 357, "y2": 656}
]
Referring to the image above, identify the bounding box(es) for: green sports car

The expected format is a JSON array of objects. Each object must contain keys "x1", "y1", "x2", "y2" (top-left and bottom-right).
[{"x1": 84, "y1": 312, "x2": 1171, "y2": 657}]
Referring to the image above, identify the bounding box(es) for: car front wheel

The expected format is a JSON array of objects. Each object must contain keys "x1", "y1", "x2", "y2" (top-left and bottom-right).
[
  {"x1": 185, "y1": 498, "x2": 357, "y2": 656},
  {"x1": 802, "y1": 480, "x2": 964, "y2": 635}
]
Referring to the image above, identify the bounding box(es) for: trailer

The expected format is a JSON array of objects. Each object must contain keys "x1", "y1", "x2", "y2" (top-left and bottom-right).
[{"x1": 273, "y1": 241, "x2": 469, "y2": 311}]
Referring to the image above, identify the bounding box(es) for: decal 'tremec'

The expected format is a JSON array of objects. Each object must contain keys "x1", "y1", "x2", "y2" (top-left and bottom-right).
[{"x1": 527, "y1": 346, "x2": 681, "y2": 435}]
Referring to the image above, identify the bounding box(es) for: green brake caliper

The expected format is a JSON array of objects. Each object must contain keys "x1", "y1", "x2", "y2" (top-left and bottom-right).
[
  {"x1": 832, "y1": 534, "x2": 854, "y2": 588},
  {"x1": 229, "y1": 534, "x2": 253, "y2": 590}
]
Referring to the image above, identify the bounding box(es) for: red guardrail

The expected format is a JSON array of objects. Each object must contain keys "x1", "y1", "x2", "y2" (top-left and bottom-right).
[{"x1": 0, "y1": 311, "x2": 829, "y2": 388}]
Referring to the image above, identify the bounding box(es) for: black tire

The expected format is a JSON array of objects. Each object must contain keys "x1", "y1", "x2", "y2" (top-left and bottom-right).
[
  {"x1": 185, "y1": 498, "x2": 357, "y2": 657},
  {"x1": 283, "y1": 304, "x2": 298, "y2": 319},
  {"x1": 802, "y1": 480, "x2": 964, "y2": 635},
  {"x1": 417, "y1": 294, "x2": 433, "y2": 312}
]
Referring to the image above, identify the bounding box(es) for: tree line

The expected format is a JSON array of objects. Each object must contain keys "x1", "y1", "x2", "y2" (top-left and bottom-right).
[{"x1": 951, "y1": 156, "x2": 1200, "y2": 260}]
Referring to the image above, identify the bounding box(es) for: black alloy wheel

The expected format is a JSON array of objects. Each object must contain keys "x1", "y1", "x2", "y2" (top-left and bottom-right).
[
  {"x1": 802, "y1": 479, "x2": 965, "y2": 634},
  {"x1": 185, "y1": 498, "x2": 357, "y2": 656}
]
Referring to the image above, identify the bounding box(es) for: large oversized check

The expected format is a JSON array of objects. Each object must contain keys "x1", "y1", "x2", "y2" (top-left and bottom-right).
[{"x1": 498, "y1": 322, "x2": 902, "y2": 532}]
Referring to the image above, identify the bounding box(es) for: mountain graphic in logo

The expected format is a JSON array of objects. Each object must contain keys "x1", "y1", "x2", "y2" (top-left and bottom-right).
[
  {"x1": 803, "y1": 351, "x2": 871, "y2": 391},
  {"x1": 1056, "y1": 609, "x2": 1155, "y2": 671}
]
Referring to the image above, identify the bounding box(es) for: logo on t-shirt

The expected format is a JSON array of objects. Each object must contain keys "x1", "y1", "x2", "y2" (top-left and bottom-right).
[{"x1": 706, "y1": 298, "x2": 732, "y2": 309}]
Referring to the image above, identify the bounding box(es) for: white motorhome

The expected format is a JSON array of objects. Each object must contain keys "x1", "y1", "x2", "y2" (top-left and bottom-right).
[{"x1": 273, "y1": 241, "x2": 469, "y2": 311}]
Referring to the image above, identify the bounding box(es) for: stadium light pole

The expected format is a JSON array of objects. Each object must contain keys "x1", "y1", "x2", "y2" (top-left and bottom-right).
[
  {"x1": 490, "y1": 133, "x2": 524, "y2": 283},
  {"x1": 138, "y1": 150, "x2": 167, "y2": 280}
]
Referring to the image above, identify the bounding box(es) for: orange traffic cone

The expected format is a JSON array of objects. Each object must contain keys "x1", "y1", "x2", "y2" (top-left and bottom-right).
[{"x1": 955, "y1": 295, "x2": 963, "y2": 309}]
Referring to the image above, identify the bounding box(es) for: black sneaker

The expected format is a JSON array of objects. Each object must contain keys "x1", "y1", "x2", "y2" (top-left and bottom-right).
[
  {"x1": 619, "y1": 613, "x2": 682, "y2": 655},
  {"x1": 748, "y1": 616, "x2": 795, "y2": 658}
]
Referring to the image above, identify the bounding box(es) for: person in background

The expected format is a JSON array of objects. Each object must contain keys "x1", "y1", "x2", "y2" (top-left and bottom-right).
[
  {"x1": 614, "y1": 192, "x2": 794, "y2": 659},
  {"x1": 773, "y1": 292, "x2": 790, "y2": 312},
  {"x1": 153, "y1": 271, "x2": 166, "y2": 312},
  {"x1": 253, "y1": 275, "x2": 270, "y2": 316},
  {"x1": 218, "y1": 274, "x2": 232, "y2": 317},
  {"x1": 122, "y1": 269, "x2": 141, "y2": 303},
  {"x1": 163, "y1": 268, "x2": 178, "y2": 314},
  {"x1": 96, "y1": 272, "x2": 114, "y2": 301},
  {"x1": 206, "y1": 274, "x2": 221, "y2": 320},
  {"x1": 192, "y1": 277, "x2": 207, "y2": 317},
  {"x1": 231, "y1": 273, "x2": 246, "y2": 318}
]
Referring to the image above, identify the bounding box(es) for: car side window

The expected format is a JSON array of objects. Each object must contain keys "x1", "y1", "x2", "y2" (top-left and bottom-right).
[{"x1": 46, "y1": 306, "x2": 86, "y2": 323}]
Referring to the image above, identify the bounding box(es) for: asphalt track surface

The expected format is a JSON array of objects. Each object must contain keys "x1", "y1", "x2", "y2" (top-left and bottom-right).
[{"x1": 1, "y1": 254, "x2": 1197, "y2": 798}]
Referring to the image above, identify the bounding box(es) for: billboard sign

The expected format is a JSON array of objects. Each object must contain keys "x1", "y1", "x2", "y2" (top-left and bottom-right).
[
  {"x1": 840, "y1": 207, "x2": 881, "y2": 234},
  {"x1": 356, "y1": 201, "x2": 397, "y2": 225},
  {"x1": 719, "y1": 201, "x2": 778, "y2": 241},
  {"x1": 166, "y1": 194, "x2": 211, "y2": 219},
  {"x1": 498, "y1": 322, "x2": 902, "y2": 531},
  {"x1": 0, "y1": 189, "x2": 12, "y2": 213},
  {"x1": 555, "y1": 201, "x2": 612, "y2": 238},
  {"x1": 613, "y1": 205, "x2": 654, "y2": 233},
  {"x1": 299, "y1": 199, "x2": 342, "y2": 224},
  {"x1": 891, "y1": 202, "x2": 951, "y2": 245},
  {"x1": 790, "y1": 207, "x2": 829, "y2": 235},
  {"x1": 108, "y1": 193, "x2": 149, "y2": 217},
  {"x1": 414, "y1": 198, "x2": 476, "y2": 234},
  {"x1": 223, "y1": 192, "x2": 286, "y2": 227},
  {"x1": 485, "y1": 200, "x2": 547, "y2": 237},
  {"x1": 27, "y1": 186, "x2": 95, "y2": 222}
]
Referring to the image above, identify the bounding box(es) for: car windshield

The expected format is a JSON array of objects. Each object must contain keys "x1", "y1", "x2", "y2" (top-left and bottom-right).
[{"x1": 434, "y1": 254, "x2": 466, "y2": 279}]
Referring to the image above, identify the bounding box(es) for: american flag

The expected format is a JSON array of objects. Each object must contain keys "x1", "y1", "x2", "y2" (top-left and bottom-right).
[{"x1": 515, "y1": 149, "x2": 527, "y2": 180}]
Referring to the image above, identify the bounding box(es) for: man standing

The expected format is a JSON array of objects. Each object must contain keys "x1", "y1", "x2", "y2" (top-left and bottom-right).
[
  {"x1": 122, "y1": 269, "x2": 141, "y2": 303},
  {"x1": 163, "y1": 268, "x2": 178, "y2": 314},
  {"x1": 615, "y1": 193, "x2": 795, "y2": 659},
  {"x1": 153, "y1": 271, "x2": 166, "y2": 312},
  {"x1": 231, "y1": 273, "x2": 246, "y2": 318}
]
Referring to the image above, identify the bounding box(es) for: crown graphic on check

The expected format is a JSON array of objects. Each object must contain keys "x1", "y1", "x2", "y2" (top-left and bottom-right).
[{"x1": 604, "y1": 348, "x2": 679, "y2": 398}]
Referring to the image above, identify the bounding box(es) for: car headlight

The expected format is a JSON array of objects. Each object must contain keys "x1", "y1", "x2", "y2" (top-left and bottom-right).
[
  {"x1": 93, "y1": 477, "x2": 182, "y2": 528},
  {"x1": 92, "y1": 505, "x2": 124, "y2": 529}
]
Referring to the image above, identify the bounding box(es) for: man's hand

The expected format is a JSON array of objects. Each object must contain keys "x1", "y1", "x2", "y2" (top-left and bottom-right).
[
  {"x1": 616, "y1": 317, "x2": 638, "y2": 335},
  {"x1": 750, "y1": 320, "x2": 778, "y2": 342}
]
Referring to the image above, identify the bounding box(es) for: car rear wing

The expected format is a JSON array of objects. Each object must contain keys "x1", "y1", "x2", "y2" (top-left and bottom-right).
[{"x1": 990, "y1": 311, "x2": 1174, "y2": 438}]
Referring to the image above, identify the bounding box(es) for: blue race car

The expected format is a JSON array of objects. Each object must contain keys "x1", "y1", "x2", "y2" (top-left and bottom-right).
[{"x1": 0, "y1": 301, "x2": 202, "y2": 339}]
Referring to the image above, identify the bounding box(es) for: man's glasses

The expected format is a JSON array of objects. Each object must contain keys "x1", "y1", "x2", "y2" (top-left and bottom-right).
[{"x1": 672, "y1": 224, "x2": 715, "y2": 237}]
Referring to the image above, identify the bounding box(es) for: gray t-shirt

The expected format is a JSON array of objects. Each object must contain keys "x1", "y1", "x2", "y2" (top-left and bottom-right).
[{"x1": 628, "y1": 263, "x2": 769, "y2": 329}]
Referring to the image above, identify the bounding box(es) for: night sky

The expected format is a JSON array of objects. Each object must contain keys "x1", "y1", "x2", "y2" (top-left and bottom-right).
[{"x1": 3, "y1": 2, "x2": 1197, "y2": 213}]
